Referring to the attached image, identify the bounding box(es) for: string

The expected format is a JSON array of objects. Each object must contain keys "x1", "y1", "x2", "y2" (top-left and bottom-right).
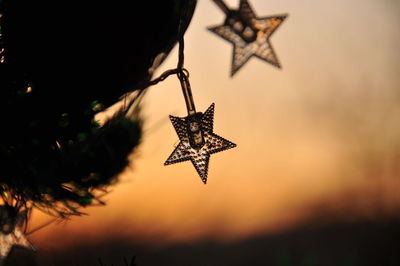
[
  {"x1": 211, "y1": 0, "x2": 230, "y2": 15},
  {"x1": 124, "y1": 7, "x2": 194, "y2": 116},
  {"x1": 177, "y1": 15, "x2": 185, "y2": 71}
]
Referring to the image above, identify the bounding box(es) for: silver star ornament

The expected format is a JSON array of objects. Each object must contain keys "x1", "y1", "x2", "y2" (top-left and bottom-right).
[
  {"x1": 208, "y1": 0, "x2": 287, "y2": 76},
  {"x1": 164, "y1": 103, "x2": 236, "y2": 184},
  {"x1": 0, "y1": 206, "x2": 35, "y2": 265}
]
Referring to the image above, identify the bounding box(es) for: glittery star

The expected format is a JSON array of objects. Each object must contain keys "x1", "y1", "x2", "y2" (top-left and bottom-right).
[
  {"x1": 0, "y1": 209, "x2": 35, "y2": 264},
  {"x1": 208, "y1": 0, "x2": 287, "y2": 76},
  {"x1": 164, "y1": 103, "x2": 236, "y2": 183}
]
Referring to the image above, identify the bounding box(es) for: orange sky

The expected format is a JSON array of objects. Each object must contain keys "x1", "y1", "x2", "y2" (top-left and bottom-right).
[{"x1": 30, "y1": 0, "x2": 400, "y2": 249}]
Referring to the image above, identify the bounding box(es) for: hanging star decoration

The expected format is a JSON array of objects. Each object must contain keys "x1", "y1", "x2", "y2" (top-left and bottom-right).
[
  {"x1": 208, "y1": 0, "x2": 287, "y2": 76},
  {"x1": 164, "y1": 103, "x2": 236, "y2": 184},
  {"x1": 0, "y1": 206, "x2": 35, "y2": 264}
]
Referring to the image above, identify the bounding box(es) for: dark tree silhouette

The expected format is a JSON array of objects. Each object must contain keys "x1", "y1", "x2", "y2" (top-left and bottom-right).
[{"x1": 0, "y1": 0, "x2": 197, "y2": 216}]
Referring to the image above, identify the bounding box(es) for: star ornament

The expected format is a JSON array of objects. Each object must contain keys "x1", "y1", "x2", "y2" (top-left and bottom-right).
[
  {"x1": 164, "y1": 103, "x2": 236, "y2": 184},
  {"x1": 0, "y1": 207, "x2": 35, "y2": 264},
  {"x1": 208, "y1": 0, "x2": 288, "y2": 76}
]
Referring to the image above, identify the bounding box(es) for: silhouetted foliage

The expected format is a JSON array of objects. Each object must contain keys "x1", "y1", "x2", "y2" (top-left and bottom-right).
[{"x1": 0, "y1": 0, "x2": 197, "y2": 216}]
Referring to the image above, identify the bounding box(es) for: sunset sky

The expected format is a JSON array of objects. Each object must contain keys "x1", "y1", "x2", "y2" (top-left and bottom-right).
[{"x1": 29, "y1": 0, "x2": 400, "y2": 256}]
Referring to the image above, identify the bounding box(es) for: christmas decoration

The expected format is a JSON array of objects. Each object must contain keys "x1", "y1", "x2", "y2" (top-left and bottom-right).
[
  {"x1": 208, "y1": 0, "x2": 287, "y2": 76},
  {"x1": 165, "y1": 103, "x2": 236, "y2": 183},
  {"x1": 161, "y1": 29, "x2": 236, "y2": 183},
  {"x1": 0, "y1": 204, "x2": 35, "y2": 265}
]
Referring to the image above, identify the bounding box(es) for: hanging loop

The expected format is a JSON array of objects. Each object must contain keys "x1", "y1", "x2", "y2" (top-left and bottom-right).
[{"x1": 177, "y1": 69, "x2": 196, "y2": 115}]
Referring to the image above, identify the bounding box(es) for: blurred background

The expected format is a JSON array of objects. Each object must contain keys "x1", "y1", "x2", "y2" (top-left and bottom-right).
[{"x1": 12, "y1": 0, "x2": 400, "y2": 265}]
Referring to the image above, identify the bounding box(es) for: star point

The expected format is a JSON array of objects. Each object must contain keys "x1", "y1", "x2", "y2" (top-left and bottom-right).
[{"x1": 165, "y1": 104, "x2": 236, "y2": 183}]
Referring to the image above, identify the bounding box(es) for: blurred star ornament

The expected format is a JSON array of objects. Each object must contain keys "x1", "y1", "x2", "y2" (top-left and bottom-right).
[
  {"x1": 164, "y1": 71, "x2": 236, "y2": 183},
  {"x1": 208, "y1": 0, "x2": 287, "y2": 76},
  {"x1": 0, "y1": 206, "x2": 35, "y2": 265}
]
